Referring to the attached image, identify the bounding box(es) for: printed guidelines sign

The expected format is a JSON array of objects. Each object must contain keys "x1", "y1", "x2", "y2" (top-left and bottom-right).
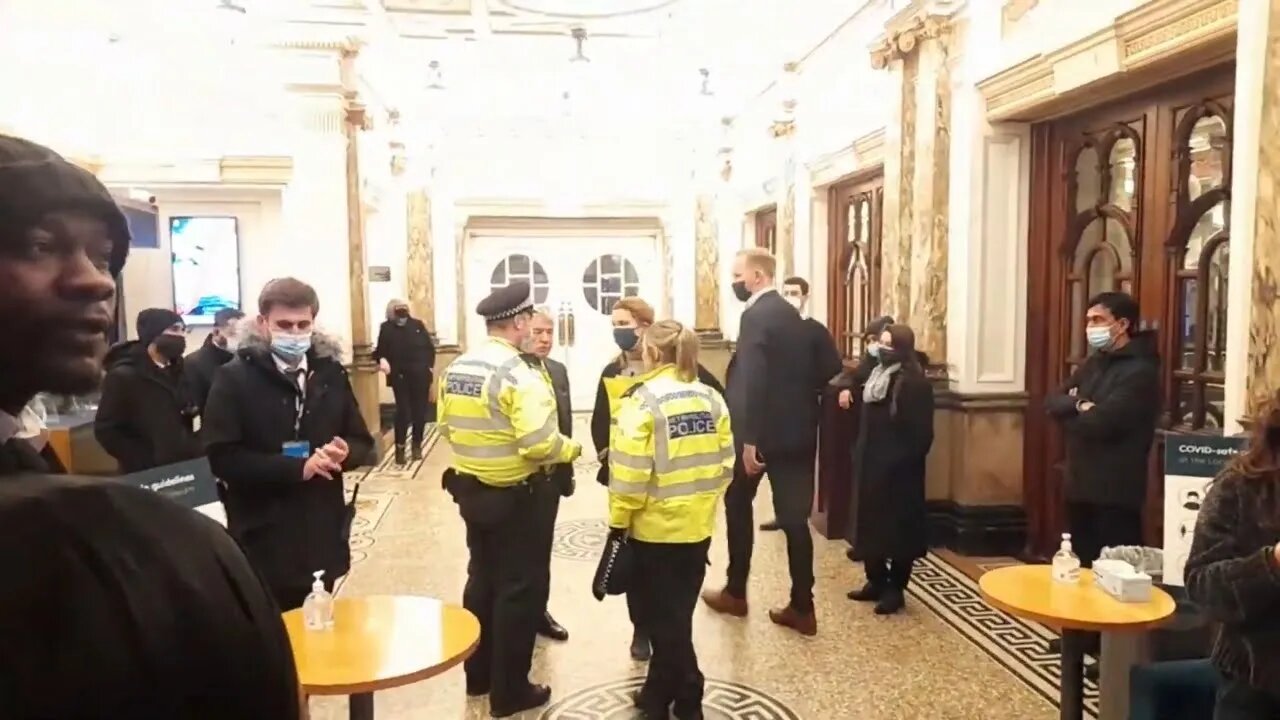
[
  {"x1": 117, "y1": 457, "x2": 225, "y2": 527},
  {"x1": 1162, "y1": 434, "x2": 1246, "y2": 586}
]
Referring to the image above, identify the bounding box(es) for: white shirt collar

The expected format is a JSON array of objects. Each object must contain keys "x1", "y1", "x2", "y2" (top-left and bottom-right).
[
  {"x1": 744, "y1": 286, "x2": 777, "y2": 310},
  {"x1": 273, "y1": 353, "x2": 308, "y2": 381}
]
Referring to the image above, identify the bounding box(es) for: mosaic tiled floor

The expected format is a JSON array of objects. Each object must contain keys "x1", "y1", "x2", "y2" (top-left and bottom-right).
[{"x1": 313, "y1": 416, "x2": 1074, "y2": 719}]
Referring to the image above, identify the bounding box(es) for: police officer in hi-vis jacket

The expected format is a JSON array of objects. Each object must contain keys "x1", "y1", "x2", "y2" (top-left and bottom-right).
[
  {"x1": 437, "y1": 281, "x2": 581, "y2": 718},
  {"x1": 609, "y1": 319, "x2": 734, "y2": 720}
]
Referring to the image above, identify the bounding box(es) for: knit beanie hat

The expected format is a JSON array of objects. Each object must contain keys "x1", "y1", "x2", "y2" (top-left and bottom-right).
[
  {"x1": 865, "y1": 315, "x2": 895, "y2": 338},
  {"x1": 136, "y1": 308, "x2": 183, "y2": 348},
  {"x1": 0, "y1": 135, "x2": 130, "y2": 276}
]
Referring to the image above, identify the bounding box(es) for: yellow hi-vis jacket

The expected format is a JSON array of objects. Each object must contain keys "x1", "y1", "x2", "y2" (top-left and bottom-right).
[
  {"x1": 438, "y1": 337, "x2": 580, "y2": 486},
  {"x1": 608, "y1": 364, "x2": 734, "y2": 543}
]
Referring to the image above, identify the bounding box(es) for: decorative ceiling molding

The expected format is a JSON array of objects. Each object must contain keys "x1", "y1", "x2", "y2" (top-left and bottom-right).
[
  {"x1": 492, "y1": 0, "x2": 677, "y2": 19},
  {"x1": 220, "y1": 156, "x2": 294, "y2": 185},
  {"x1": 978, "y1": 0, "x2": 1237, "y2": 122},
  {"x1": 853, "y1": 127, "x2": 886, "y2": 166}
]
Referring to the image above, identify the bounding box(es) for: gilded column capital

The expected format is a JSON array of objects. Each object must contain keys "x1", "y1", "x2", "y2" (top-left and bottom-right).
[{"x1": 869, "y1": 13, "x2": 953, "y2": 68}]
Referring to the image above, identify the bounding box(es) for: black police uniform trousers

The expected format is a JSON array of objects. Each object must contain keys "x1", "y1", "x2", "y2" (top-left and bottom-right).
[
  {"x1": 461, "y1": 474, "x2": 559, "y2": 708},
  {"x1": 724, "y1": 448, "x2": 816, "y2": 611},
  {"x1": 631, "y1": 537, "x2": 710, "y2": 719},
  {"x1": 391, "y1": 368, "x2": 432, "y2": 449}
]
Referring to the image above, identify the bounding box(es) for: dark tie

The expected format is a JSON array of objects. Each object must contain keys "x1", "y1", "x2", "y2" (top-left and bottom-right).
[{"x1": 0, "y1": 437, "x2": 51, "y2": 475}]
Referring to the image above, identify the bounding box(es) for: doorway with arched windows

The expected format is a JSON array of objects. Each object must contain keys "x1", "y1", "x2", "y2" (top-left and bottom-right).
[{"x1": 1023, "y1": 64, "x2": 1235, "y2": 558}]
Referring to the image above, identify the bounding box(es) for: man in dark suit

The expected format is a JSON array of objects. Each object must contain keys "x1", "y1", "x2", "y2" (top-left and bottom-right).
[
  {"x1": 703, "y1": 249, "x2": 829, "y2": 636},
  {"x1": 759, "y1": 275, "x2": 843, "y2": 532},
  {"x1": 523, "y1": 308, "x2": 571, "y2": 642}
]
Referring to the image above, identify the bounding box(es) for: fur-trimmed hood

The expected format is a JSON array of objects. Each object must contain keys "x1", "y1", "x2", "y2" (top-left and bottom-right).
[{"x1": 229, "y1": 316, "x2": 346, "y2": 362}]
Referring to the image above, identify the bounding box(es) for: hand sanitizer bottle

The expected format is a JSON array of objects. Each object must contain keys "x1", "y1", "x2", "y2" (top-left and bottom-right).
[
  {"x1": 1052, "y1": 533, "x2": 1082, "y2": 584},
  {"x1": 302, "y1": 570, "x2": 334, "y2": 631}
]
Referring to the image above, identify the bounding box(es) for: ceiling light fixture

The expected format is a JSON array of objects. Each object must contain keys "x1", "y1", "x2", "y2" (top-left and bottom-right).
[
  {"x1": 569, "y1": 27, "x2": 590, "y2": 63},
  {"x1": 699, "y1": 68, "x2": 713, "y2": 96},
  {"x1": 426, "y1": 60, "x2": 445, "y2": 90},
  {"x1": 217, "y1": 0, "x2": 248, "y2": 14}
]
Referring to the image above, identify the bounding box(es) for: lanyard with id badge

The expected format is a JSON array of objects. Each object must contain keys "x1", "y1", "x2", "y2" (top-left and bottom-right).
[{"x1": 282, "y1": 369, "x2": 310, "y2": 459}]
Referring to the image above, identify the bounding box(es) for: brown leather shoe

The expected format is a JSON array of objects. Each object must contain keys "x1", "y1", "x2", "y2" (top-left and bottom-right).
[
  {"x1": 700, "y1": 588, "x2": 748, "y2": 617},
  {"x1": 768, "y1": 606, "x2": 817, "y2": 636}
]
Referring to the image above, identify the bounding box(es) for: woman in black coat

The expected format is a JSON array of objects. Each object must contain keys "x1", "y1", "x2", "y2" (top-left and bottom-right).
[
  {"x1": 845, "y1": 324, "x2": 934, "y2": 615},
  {"x1": 1184, "y1": 392, "x2": 1280, "y2": 718},
  {"x1": 373, "y1": 299, "x2": 436, "y2": 465},
  {"x1": 588, "y1": 296, "x2": 724, "y2": 662}
]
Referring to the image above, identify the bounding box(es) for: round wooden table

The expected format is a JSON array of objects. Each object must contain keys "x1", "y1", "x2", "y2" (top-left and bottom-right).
[
  {"x1": 979, "y1": 565, "x2": 1176, "y2": 720},
  {"x1": 284, "y1": 595, "x2": 480, "y2": 720}
]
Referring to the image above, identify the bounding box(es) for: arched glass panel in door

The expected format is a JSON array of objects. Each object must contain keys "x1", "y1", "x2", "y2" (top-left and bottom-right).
[
  {"x1": 490, "y1": 253, "x2": 550, "y2": 304},
  {"x1": 582, "y1": 254, "x2": 641, "y2": 314},
  {"x1": 1170, "y1": 105, "x2": 1232, "y2": 430},
  {"x1": 1062, "y1": 124, "x2": 1142, "y2": 378}
]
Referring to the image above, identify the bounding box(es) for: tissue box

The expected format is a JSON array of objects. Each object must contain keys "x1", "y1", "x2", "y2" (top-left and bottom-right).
[{"x1": 1093, "y1": 559, "x2": 1153, "y2": 602}]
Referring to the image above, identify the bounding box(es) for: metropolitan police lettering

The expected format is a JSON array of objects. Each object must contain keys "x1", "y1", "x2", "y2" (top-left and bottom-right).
[
  {"x1": 668, "y1": 410, "x2": 716, "y2": 439},
  {"x1": 446, "y1": 372, "x2": 486, "y2": 398}
]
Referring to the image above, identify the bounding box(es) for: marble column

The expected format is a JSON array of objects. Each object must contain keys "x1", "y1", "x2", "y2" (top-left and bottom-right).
[
  {"x1": 339, "y1": 45, "x2": 383, "y2": 446},
  {"x1": 405, "y1": 189, "x2": 436, "y2": 330},
  {"x1": 1236, "y1": 0, "x2": 1280, "y2": 420},
  {"x1": 871, "y1": 14, "x2": 954, "y2": 367},
  {"x1": 693, "y1": 192, "x2": 721, "y2": 338},
  {"x1": 771, "y1": 113, "x2": 798, "y2": 278}
]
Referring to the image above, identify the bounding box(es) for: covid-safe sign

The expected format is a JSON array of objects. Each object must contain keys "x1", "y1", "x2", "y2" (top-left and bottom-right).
[{"x1": 1162, "y1": 434, "x2": 1246, "y2": 586}]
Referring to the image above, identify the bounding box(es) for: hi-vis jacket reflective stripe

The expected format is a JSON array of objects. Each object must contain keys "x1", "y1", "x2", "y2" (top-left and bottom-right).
[
  {"x1": 608, "y1": 364, "x2": 733, "y2": 543},
  {"x1": 438, "y1": 337, "x2": 580, "y2": 486}
]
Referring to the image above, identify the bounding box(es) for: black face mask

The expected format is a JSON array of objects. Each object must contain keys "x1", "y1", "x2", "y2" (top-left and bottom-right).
[
  {"x1": 731, "y1": 281, "x2": 751, "y2": 303},
  {"x1": 154, "y1": 334, "x2": 187, "y2": 361},
  {"x1": 878, "y1": 349, "x2": 902, "y2": 367}
]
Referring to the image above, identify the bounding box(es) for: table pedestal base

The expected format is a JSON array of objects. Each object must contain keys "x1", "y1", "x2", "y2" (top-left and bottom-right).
[
  {"x1": 350, "y1": 692, "x2": 374, "y2": 720},
  {"x1": 1060, "y1": 630, "x2": 1086, "y2": 720}
]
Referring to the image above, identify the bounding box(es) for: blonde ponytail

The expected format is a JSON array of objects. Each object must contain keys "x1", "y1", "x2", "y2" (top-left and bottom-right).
[{"x1": 641, "y1": 319, "x2": 700, "y2": 382}]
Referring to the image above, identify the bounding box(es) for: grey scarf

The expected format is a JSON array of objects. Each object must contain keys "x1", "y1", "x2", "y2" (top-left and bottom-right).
[{"x1": 863, "y1": 362, "x2": 902, "y2": 404}]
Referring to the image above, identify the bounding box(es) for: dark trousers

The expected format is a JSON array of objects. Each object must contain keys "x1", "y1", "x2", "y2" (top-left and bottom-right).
[
  {"x1": 1215, "y1": 676, "x2": 1280, "y2": 720},
  {"x1": 542, "y1": 495, "x2": 560, "y2": 617},
  {"x1": 631, "y1": 539, "x2": 709, "y2": 720},
  {"x1": 626, "y1": 588, "x2": 644, "y2": 634},
  {"x1": 391, "y1": 370, "x2": 431, "y2": 448},
  {"x1": 273, "y1": 576, "x2": 336, "y2": 613},
  {"x1": 1066, "y1": 501, "x2": 1143, "y2": 567},
  {"x1": 724, "y1": 450, "x2": 815, "y2": 612},
  {"x1": 863, "y1": 557, "x2": 913, "y2": 589},
  {"x1": 462, "y1": 481, "x2": 558, "y2": 709}
]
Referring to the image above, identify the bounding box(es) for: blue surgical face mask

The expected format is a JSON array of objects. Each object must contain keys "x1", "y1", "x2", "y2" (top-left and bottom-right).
[
  {"x1": 614, "y1": 327, "x2": 639, "y2": 352},
  {"x1": 1086, "y1": 325, "x2": 1114, "y2": 351},
  {"x1": 271, "y1": 332, "x2": 312, "y2": 363},
  {"x1": 866, "y1": 343, "x2": 881, "y2": 358}
]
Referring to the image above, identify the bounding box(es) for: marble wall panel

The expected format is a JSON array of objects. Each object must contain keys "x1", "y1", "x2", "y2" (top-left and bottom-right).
[
  {"x1": 1247, "y1": 0, "x2": 1280, "y2": 416},
  {"x1": 405, "y1": 189, "x2": 435, "y2": 330},
  {"x1": 694, "y1": 193, "x2": 721, "y2": 332}
]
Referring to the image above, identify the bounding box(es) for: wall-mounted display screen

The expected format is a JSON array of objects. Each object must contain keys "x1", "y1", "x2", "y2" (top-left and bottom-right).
[{"x1": 170, "y1": 216, "x2": 241, "y2": 326}]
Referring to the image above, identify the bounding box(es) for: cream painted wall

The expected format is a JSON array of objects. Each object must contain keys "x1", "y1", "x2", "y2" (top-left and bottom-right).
[
  {"x1": 719, "y1": 0, "x2": 896, "y2": 337},
  {"x1": 115, "y1": 191, "x2": 282, "y2": 349},
  {"x1": 975, "y1": 0, "x2": 1150, "y2": 82}
]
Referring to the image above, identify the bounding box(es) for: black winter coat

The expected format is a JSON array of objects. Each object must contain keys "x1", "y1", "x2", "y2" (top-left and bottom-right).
[
  {"x1": 373, "y1": 318, "x2": 436, "y2": 385},
  {"x1": 94, "y1": 342, "x2": 203, "y2": 474},
  {"x1": 1185, "y1": 471, "x2": 1280, "y2": 699},
  {"x1": 0, "y1": 472, "x2": 300, "y2": 719},
  {"x1": 590, "y1": 359, "x2": 724, "y2": 486},
  {"x1": 184, "y1": 335, "x2": 235, "y2": 415},
  {"x1": 202, "y1": 331, "x2": 374, "y2": 598},
  {"x1": 846, "y1": 371, "x2": 934, "y2": 561},
  {"x1": 1047, "y1": 331, "x2": 1160, "y2": 508}
]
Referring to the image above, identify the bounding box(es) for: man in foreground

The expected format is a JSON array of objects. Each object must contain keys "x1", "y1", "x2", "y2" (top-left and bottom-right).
[
  {"x1": 0, "y1": 133, "x2": 301, "y2": 718},
  {"x1": 438, "y1": 281, "x2": 581, "y2": 717},
  {"x1": 703, "y1": 249, "x2": 827, "y2": 636},
  {"x1": 203, "y1": 277, "x2": 374, "y2": 611}
]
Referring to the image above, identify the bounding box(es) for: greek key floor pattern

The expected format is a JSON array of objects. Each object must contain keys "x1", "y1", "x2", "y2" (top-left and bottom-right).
[{"x1": 307, "y1": 415, "x2": 1062, "y2": 719}]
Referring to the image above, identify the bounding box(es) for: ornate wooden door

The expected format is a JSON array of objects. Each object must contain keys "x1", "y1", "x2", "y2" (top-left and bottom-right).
[{"x1": 1024, "y1": 65, "x2": 1235, "y2": 558}]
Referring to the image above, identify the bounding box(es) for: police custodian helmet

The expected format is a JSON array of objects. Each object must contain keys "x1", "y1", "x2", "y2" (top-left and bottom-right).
[{"x1": 476, "y1": 280, "x2": 535, "y2": 321}]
